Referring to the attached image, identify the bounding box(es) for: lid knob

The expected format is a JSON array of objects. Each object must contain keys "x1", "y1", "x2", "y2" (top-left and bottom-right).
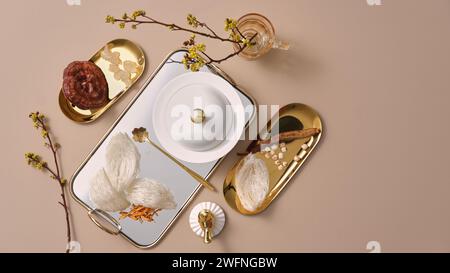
[{"x1": 191, "y1": 108, "x2": 206, "y2": 124}]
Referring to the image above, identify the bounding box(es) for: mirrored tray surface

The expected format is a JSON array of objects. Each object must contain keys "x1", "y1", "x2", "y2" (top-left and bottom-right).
[{"x1": 69, "y1": 49, "x2": 256, "y2": 248}]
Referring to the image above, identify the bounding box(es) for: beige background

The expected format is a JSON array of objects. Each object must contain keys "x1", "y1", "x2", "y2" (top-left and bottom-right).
[{"x1": 1, "y1": 0, "x2": 450, "y2": 252}]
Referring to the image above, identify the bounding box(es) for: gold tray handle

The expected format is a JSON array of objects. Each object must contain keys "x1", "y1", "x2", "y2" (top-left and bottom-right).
[{"x1": 88, "y1": 209, "x2": 122, "y2": 235}]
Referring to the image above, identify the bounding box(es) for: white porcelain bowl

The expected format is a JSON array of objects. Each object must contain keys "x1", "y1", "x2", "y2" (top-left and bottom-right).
[{"x1": 152, "y1": 72, "x2": 245, "y2": 163}]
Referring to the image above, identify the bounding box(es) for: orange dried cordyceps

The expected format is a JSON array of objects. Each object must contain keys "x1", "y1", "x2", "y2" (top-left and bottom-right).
[{"x1": 119, "y1": 205, "x2": 161, "y2": 223}]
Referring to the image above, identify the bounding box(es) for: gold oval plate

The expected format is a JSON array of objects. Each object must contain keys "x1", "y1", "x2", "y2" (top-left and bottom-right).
[
  {"x1": 59, "y1": 39, "x2": 145, "y2": 123},
  {"x1": 223, "y1": 103, "x2": 323, "y2": 215}
]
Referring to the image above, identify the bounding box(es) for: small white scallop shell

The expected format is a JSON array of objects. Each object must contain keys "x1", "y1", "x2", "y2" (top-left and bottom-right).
[
  {"x1": 109, "y1": 63, "x2": 121, "y2": 73},
  {"x1": 123, "y1": 60, "x2": 139, "y2": 73},
  {"x1": 101, "y1": 45, "x2": 122, "y2": 65},
  {"x1": 189, "y1": 202, "x2": 226, "y2": 239}
]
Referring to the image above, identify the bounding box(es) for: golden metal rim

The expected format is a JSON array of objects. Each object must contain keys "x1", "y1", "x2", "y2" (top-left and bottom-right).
[
  {"x1": 88, "y1": 209, "x2": 122, "y2": 235},
  {"x1": 58, "y1": 38, "x2": 146, "y2": 124},
  {"x1": 68, "y1": 48, "x2": 257, "y2": 248},
  {"x1": 223, "y1": 103, "x2": 323, "y2": 215}
]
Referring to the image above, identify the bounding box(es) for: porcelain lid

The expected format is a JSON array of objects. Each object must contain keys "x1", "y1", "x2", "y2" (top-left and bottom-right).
[{"x1": 152, "y1": 72, "x2": 245, "y2": 163}]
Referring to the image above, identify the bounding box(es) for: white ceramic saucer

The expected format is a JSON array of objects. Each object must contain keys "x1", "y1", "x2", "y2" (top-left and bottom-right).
[
  {"x1": 189, "y1": 202, "x2": 225, "y2": 239},
  {"x1": 152, "y1": 72, "x2": 245, "y2": 163}
]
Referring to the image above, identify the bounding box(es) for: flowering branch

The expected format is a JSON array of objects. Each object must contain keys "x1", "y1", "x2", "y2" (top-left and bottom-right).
[
  {"x1": 105, "y1": 11, "x2": 256, "y2": 71},
  {"x1": 25, "y1": 112, "x2": 72, "y2": 253}
]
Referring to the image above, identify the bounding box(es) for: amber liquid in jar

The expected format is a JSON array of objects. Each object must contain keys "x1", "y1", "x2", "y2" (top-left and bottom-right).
[{"x1": 233, "y1": 13, "x2": 276, "y2": 60}]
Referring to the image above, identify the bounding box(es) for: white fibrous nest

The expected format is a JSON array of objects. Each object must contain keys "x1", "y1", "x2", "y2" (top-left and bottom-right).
[
  {"x1": 105, "y1": 132, "x2": 140, "y2": 192},
  {"x1": 235, "y1": 154, "x2": 269, "y2": 212},
  {"x1": 89, "y1": 133, "x2": 177, "y2": 213},
  {"x1": 89, "y1": 168, "x2": 130, "y2": 212},
  {"x1": 126, "y1": 178, "x2": 176, "y2": 210}
]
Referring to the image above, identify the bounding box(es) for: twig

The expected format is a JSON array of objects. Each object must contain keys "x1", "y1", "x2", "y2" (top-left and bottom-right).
[
  {"x1": 204, "y1": 33, "x2": 257, "y2": 64},
  {"x1": 107, "y1": 11, "x2": 258, "y2": 71},
  {"x1": 26, "y1": 113, "x2": 72, "y2": 253},
  {"x1": 114, "y1": 16, "x2": 240, "y2": 44},
  {"x1": 202, "y1": 23, "x2": 220, "y2": 37},
  {"x1": 167, "y1": 32, "x2": 257, "y2": 67}
]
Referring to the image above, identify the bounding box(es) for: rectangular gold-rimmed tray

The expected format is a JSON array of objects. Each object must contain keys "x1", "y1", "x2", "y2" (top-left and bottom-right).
[
  {"x1": 224, "y1": 103, "x2": 323, "y2": 215},
  {"x1": 59, "y1": 39, "x2": 146, "y2": 123},
  {"x1": 69, "y1": 49, "x2": 257, "y2": 248}
]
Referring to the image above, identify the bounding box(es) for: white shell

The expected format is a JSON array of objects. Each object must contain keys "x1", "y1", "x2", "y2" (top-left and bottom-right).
[{"x1": 189, "y1": 202, "x2": 225, "y2": 238}]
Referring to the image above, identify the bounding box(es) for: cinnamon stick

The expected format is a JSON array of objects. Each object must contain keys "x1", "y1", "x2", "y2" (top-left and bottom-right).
[
  {"x1": 245, "y1": 128, "x2": 321, "y2": 154},
  {"x1": 256, "y1": 128, "x2": 320, "y2": 145}
]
